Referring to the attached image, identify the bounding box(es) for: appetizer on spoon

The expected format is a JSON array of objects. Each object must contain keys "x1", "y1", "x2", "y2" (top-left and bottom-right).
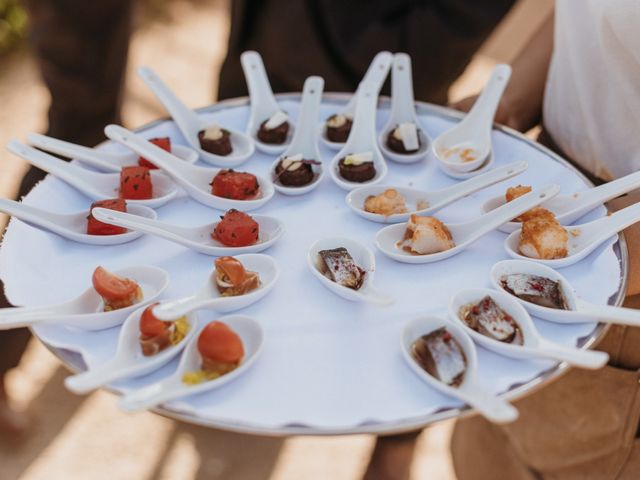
[
  {"x1": 241, "y1": 51, "x2": 294, "y2": 155},
  {"x1": 433, "y1": 64, "x2": 511, "y2": 174},
  {"x1": 321, "y1": 51, "x2": 393, "y2": 151},
  {"x1": 0, "y1": 198, "x2": 156, "y2": 246},
  {"x1": 0, "y1": 266, "x2": 169, "y2": 330},
  {"x1": 504, "y1": 200, "x2": 640, "y2": 268},
  {"x1": 118, "y1": 316, "x2": 263, "y2": 412},
  {"x1": 376, "y1": 184, "x2": 559, "y2": 264},
  {"x1": 378, "y1": 53, "x2": 430, "y2": 164},
  {"x1": 347, "y1": 160, "x2": 527, "y2": 223},
  {"x1": 92, "y1": 207, "x2": 283, "y2": 255},
  {"x1": 137, "y1": 66, "x2": 255, "y2": 167},
  {"x1": 307, "y1": 237, "x2": 393, "y2": 306},
  {"x1": 329, "y1": 87, "x2": 388, "y2": 190},
  {"x1": 64, "y1": 304, "x2": 199, "y2": 394},
  {"x1": 483, "y1": 169, "x2": 640, "y2": 233},
  {"x1": 449, "y1": 288, "x2": 608, "y2": 369},
  {"x1": 402, "y1": 316, "x2": 518, "y2": 423},
  {"x1": 270, "y1": 76, "x2": 325, "y2": 195},
  {"x1": 105, "y1": 125, "x2": 274, "y2": 211},
  {"x1": 27, "y1": 133, "x2": 197, "y2": 173},
  {"x1": 491, "y1": 259, "x2": 640, "y2": 326},
  {"x1": 152, "y1": 254, "x2": 279, "y2": 320},
  {"x1": 7, "y1": 140, "x2": 177, "y2": 208}
]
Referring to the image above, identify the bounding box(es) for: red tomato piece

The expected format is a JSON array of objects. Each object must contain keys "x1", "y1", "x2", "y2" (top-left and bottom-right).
[
  {"x1": 92, "y1": 266, "x2": 139, "y2": 303},
  {"x1": 120, "y1": 166, "x2": 153, "y2": 200},
  {"x1": 86, "y1": 198, "x2": 127, "y2": 236},
  {"x1": 197, "y1": 321, "x2": 244, "y2": 364},
  {"x1": 210, "y1": 169, "x2": 259, "y2": 200},
  {"x1": 139, "y1": 303, "x2": 170, "y2": 338},
  {"x1": 212, "y1": 209, "x2": 259, "y2": 247},
  {"x1": 138, "y1": 137, "x2": 171, "y2": 169}
]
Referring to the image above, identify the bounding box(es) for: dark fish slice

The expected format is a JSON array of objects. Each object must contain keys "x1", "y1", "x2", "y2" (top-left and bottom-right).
[
  {"x1": 318, "y1": 247, "x2": 364, "y2": 290},
  {"x1": 501, "y1": 274, "x2": 568, "y2": 310},
  {"x1": 411, "y1": 328, "x2": 467, "y2": 387},
  {"x1": 464, "y1": 296, "x2": 523, "y2": 345}
]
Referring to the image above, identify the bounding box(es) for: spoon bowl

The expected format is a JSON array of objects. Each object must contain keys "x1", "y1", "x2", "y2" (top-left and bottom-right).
[
  {"x1": 138, "y1": 66, "x2": 255, "y2": 167},
  {"x1": 490, "y1": 259, "x2": 640, "y2": 326},
  {"x1": 270, "y1": 76, "x2": 325, "y2": 195},
  {"x1": 438, "y1": 152, "x2": 495, "y2": 180},
  {"x1": 307, "y1": 236, "x2": 393, "y2": 306},
  {"x1": 92, "y1": 208, "x2": 284, "y2": 256},
  {"x1": 433, "y1": 64, "x2": 511, "y2": 173},
  {"x1": 320, "y1": 51, "x2": 392, "y2": 151},
  {"x1": 347, "y1": 160, "x2": 527, "y2": 223},
  {"x1": 0, "y1": 198, "x2": 156, "y2": 246},
  {"x1": 448, "y1": 288, "x2": 608, "y2": 369},
  {"x1": 64, "y1": 306, "x2": 199, "y2": 394},
  {"x1": 27, "y1": 132, "x2": 198, "y2": 173},
  {"x1": 105, "y1": 125, "x2": 275, "y2": 211},
  {"x1": 378, "y1": 53, "x2": 430, "y2": 164},
  {"x1": 152, "y1": 253, "x2": 279, "y2": 319},
  {"x1": 0, "y1": 265, "x2": 170, "y2": 330},
  {"x1": 118, "y1": 315, "x2": 263, "y2": 412},
  {"x1": 376, "y1": 184, "x2": 559, "y2": 264},
  {"x1": 504, "y1": 200, "x2": 640, "y2": 268},
  {"x1": 401, "y1": 316, "x2": 518, "y2": 423},
  {"x1": 241, "y1": 51, "x2": 294, "y2": 155}
]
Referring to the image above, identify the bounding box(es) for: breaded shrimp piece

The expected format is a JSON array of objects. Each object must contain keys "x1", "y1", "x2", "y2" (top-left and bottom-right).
[
  {"x1": 505, "y1": 185, "x2": 532, "y2": 202},
  {"x1": 401, "y1": 215, "x2": 455, "y2": 255},
  {"x1": 364, "y1": 188, "x2": 408, "y2": 216},
  {"x1": 518, "y1": 208, "x2": 568, "y2": 259}
]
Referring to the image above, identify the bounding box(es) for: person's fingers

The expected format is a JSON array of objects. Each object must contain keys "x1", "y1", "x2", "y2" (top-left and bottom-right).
[{"x1": 449, "y1": 95, "x2": 478, "y2": 113}]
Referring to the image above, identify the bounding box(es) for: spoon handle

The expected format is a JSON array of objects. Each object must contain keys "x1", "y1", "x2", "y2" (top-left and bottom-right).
[
  {"x1": 457, "y1": 384, "x2": 519, "y2": 424},
  {"x1": 463, "y1": 64, "x2": 512, "y2": 133},
  {"x1": 0, "y1": 306, "x2": 60, "y2": 329},
  {"x1": 286, "y1": 76, "x2": 324, "y2": 156},
  {"x1": 137, "y1": 67, "x2": 200, "y2": 139},
  {"x1": 118, "y1": 378, "x2": 181, "y2": 412},
  {"x1": 430, "y1": 160, "x2": 528, "y2": 210},
  {"x1": 240, "y1": 51, "x2": 281, "y2": 123},
  {"x1": 575, "y1": 299, "x2": 640, "y2": 326},
  {"x1": 7, "y1": 140, "x2": 100, "y2": 197},
  {"x1": 536, "y1": 339, "x2": 609, "y2": 369},
  {"x1": 461, "y1": 184, "x2": 560, "y2": 240},
  {"x1": 91, "y1": 208, "x2": 193, "y2": 247},
  {"x1": 348, "y1": 86, "x2": 380, "y2": 151},
  {"x1": 389, "y1": 53, "x2": 416, "y2": 123},
  {"x1": 151, "y1": 295, "x2": 213, "y2": 320},
  {"x1": 0, "y1": 198, "x2": 64, "y2": 232},
  {"x1": 344, "y1": 51, "x2": 393, "y2": 114},
  {"x1": 64, "y1": 359, "x2": 126, "y2": 394},
  {"x1": 27, "y1": 133, "x2": 120, "y2": 172},
  {"x1": 580, "y1": 201, "x2": 640, "y2": 244},
  {"x1": 570, "y1": 170, "x2": 640, "y2": 212}
]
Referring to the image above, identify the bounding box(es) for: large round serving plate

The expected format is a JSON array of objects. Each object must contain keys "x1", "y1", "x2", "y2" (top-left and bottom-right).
[{"x1": 0, "y1": 94, "x2": 627, "y2": 436}]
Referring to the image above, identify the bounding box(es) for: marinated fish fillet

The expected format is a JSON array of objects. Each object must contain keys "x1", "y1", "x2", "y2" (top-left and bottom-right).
[
  {"x1": 411, "y1": 328, "x2": 467, "y2": 387},
  {"x1": 501, "y1": 274, "x2": 568, "y2": 310},
  {"x1": 318, "y1": 247, "x2": 365, "y2": 290},
  {"x1": 462, "y1": 296, "x2": 523, "y2": 345}
]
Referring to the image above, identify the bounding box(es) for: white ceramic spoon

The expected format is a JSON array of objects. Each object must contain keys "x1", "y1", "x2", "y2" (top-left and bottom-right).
[
  {"x1": 27, "y1": 133, "x2": 198, "y2": 173},
  {"x1": 0, "y1": 198, "x2": 156, "y2": 246},
  {"x1": 433, "y1": 64, "x2": 511, "y2": 173},
  {"x1": 320, "y1": 51, "x2": 393, "y2": 151},
  {"x1": 64, "y1": 307, "x2": 199, "y2": 394},
  {"x1": 105, "y1": 125, "x2": 275, "y2": 211},
  {"x1": 504, "y1": 200, "x2": 640, "y2": 268},
  {"x1": 376, "y1": 184, "x2": 559, "y2": 264},
  {"x1": 118, "y1": 315, "x2": 263, "y2": 412},
  {"x1": 269, "y1": 76, "x2": 325, "y2": 195},
  {"x1": 347, "y1": 160, "x2": 527, "y2": 224},
  {"x1": 329, "y1": 87, "x2": 388, "y2": 190},
  {"x1": 449, "y1": 288, "x2": 608, "y2": 369},
  {"x1": 439, "y1": 152, "x2": 495, "y2": 180},
  {"x1": 137, "y1": 66, "x2": 255, "y2": 167},
  {"x1": 241, "y1": 51, "x2": 294, "y2": 155},
  {"x1": 378, "y1": 53, "x2": 430, "y2": 164},
  {"x1": 0, "y1": 266, "x2": 169, "y2": 330},
  {"x1": 92, "y1": 208, "x2": 283, "y2": 256},
  {"x1": 483, "y1": 169, "x2": 640, "y2": 233},
  {"x1": 6, "y1": 140, "x2": 178, "y2": 208},
  {"x1": 402, "y1": 316, "x2": 518, "y2": 424},
  {"x1": 307, "y1": 237, "x2": 393, "y2": 306},
  {"x1": 490, "y1": 259, "x2": 640, "y2": 326},
  {"x1": 152, "y1": 254, "x2": 279, "y2": 319}
]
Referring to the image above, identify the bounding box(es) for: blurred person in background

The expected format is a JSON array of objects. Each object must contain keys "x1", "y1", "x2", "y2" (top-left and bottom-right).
[
  {"x1": 1, "y1": 1, "x2": 515, "y2": 477},
  {"x1": 451, "y1": 1, "x2": 640, "y2": 478}
]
